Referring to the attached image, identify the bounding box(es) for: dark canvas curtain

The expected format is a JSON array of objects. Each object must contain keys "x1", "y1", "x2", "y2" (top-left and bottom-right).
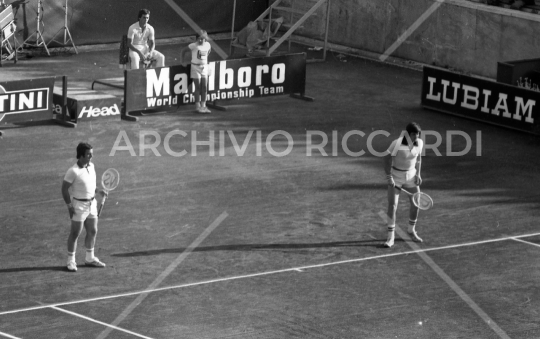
[{"x1": 11, "y1": 0, "x2": 267, "y2": 46}]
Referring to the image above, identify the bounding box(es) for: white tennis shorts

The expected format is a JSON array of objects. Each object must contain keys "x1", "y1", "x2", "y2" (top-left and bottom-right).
[
  {"x1": 72, "y1": 199, "x2": 98, "y2": 222},
  {"x1": 391, "y1": 168, "x2": 418, "y2": 188},
  {"x1": 191, "y1": 63, "x2": 209, "y2": 79}
]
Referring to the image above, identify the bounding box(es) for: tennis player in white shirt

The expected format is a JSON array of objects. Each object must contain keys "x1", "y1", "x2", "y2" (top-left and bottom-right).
[
  {"x1": 61, "y1": 142, "x2": 108, "y2": 271},
  {"x1": 127, "y1": 9, "x2": 165, "y2": 70},
  {"x1": 382, "y1": 122, "x2": 424, "y2": 248},
  {"x1": 181, "y1": 30, "x2": 212, "y2": 113}
]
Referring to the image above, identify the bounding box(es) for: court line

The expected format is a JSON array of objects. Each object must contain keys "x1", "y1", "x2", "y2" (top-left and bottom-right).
[
  {"x1": 511, "y1": 237, "x2": 540, "y2": 248},
  {"x1": 2, "y1": 230, "x2": 540, "y2": 318},
  {"x1": 95, "y1": 211, "x2": 228, "y2": 339},
  {"x1": 377, "y1": 211, "x2": 510, "y2": 339},
  {"x1": 379, "y1": 0, "x2": 445, "y2": 62},
  {"x1": 51, "y1": 306, "x2": 154, "y2": 339},
  {"x1": 0, "y1": 331, "x2": 21, "y2": 339}
]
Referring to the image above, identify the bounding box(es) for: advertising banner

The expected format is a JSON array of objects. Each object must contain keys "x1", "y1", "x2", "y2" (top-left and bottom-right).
[
  {"x1": 125, "y1": 53, "x2": 307, "y2": 114},
  {"x1": 0, "y1": 77, "x2": 54, "y2": 124},
  {"x1": 422, "y1": 66, "x2": 540, "y2": 135},
  {"x1": 52, "y1": 89, "x2": 122, "y2": 122}
]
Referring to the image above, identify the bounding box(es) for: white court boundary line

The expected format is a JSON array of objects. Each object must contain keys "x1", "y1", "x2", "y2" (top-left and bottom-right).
[
  {"x1": 2, "y1": 230, "x2": 540, "y2": 318},
  {"x1": 0, "y1": 330, "x2": 21, "y2": 339},
  {"x1": 378, "y1": 211, "x2": 510, "y2": 339},
  {"x1": 51, "y1": 306, "x2": 153, "y2": 339},
  {"x1": 512, "y1": 237, "x2": 540, "y2": 248}
]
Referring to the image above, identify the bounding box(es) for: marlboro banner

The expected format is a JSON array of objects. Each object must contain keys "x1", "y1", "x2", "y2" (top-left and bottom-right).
[
  {"x1": 421, "y1": 66, "x2": 540, "y2": 135},
  {"x1": 124, "y1": 53, "x2": 307, "y2": 114},
  {"x1": 0, "y1": 77, "x2": 55, "y2": 124}
]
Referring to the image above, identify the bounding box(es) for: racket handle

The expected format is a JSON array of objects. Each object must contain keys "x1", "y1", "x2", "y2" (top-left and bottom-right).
[
  {"x1": 97, "y1": 196, "x2": 107, "y2": 217},
  {"x1": 396, "y1": 186, "x2": 414, "y2": 196}
]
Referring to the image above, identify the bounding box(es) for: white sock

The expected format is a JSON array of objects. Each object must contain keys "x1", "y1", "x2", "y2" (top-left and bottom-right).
[
  {"x1": 386, "y1": 225, "x2": 395, "y2": 243},
  {"x1": 85, "y1": 248, "x2": 95, "y2": 262},
  {"x1": 408, "y1": 219, "x2": 417, "y2": 233},
  {"x1": 67, "y1": 251, "x2": 75, "y2": 264}
]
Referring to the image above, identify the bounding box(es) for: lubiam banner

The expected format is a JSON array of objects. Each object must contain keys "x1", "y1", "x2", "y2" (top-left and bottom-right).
[{"x1": 421, "y1": 66, "x2": 540, "y2": 135}]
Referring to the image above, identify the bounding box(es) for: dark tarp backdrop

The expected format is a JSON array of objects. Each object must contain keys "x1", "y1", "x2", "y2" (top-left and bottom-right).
[{"x1": 10, "y1": 0, "x2": 267, "y2": 47}]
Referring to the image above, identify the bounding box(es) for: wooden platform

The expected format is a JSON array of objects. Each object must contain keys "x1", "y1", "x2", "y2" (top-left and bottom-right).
[{"x1": 52, "y1": 86, "x2": 122, "y2": 122}]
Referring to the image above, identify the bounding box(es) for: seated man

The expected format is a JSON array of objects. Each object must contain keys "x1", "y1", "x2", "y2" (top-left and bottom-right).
[
  {"x1": 127, "y1": 8, "x2": 165, "y2": 69},
  {"x1": 233, "y1": 17, "x2": 283, "y2": 54}
]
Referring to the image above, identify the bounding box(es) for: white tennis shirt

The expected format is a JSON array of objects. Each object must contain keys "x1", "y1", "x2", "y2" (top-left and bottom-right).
[
  {"x1": 127, "y1": 22, "x2": 155, "y2": 46},
  {"x1": 385, "y1": 137, "x2": 423, "y2": 171},
  {"x1": 189, "y1": 41, "x2": 211, "y2": 65},
  {"x1": 64, "y1": 163, "x2": 96, "y2": 199}
]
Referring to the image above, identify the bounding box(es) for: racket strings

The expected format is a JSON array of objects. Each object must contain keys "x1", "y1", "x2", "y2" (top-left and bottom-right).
[
  {"x1": 102, "y1": 169, "x2": 120, "y2": 191},
  {"x1": 413, "y1": 193, "x2": 433, "y2": 210}
]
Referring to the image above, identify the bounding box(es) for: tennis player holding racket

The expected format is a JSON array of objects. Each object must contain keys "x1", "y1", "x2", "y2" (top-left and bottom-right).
[
  {"x1": 382, "y1": 122, "x2": 424, "y2": 248},
  {"x1": 61, "y1": 142, "x2": 108, "y2": 272}
]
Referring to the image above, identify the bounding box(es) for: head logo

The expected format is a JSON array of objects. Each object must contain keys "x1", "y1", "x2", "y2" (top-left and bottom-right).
[{"x1": 78, "y1": 104, "x2": 120, "y2": 119}]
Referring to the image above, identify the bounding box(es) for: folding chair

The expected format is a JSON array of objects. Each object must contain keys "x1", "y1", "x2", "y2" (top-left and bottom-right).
[{"x1": 0, "y1": 4, "x2": 17, "y2": 66}]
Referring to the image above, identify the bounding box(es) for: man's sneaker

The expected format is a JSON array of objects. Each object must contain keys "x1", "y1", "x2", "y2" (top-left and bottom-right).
[
  {"x1": 67, "y1": 261, "x2": 77, "y2": 272},
  {"x1": 383, "y1": 238, "x2": 394, "y2": 248},
  {"x1": 197, "y1": 106, "x2": 211, "y2": 114},
  {"x1": 408, "y1": 231, "x2": 423, "y2": 243},
  {"x1": 195, "y1": 102, "x2": 201, "y2": 111},
  {"x1": 85, "y1": 257, "x2": 106, "y2": 268}
]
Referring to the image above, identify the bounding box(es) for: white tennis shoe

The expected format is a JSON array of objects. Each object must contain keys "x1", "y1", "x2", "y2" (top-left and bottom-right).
[
  {"x1": 197, "y1": 106, "x2": 211, "y2": 114},
  {"x1": 67, "y1": 261, "x2": 77, "y2": 272},
  {"x1": 85, "y1": 257, "x2": 106, "y2": 268},
  {"x1": 383, "y1": 239, "x2": 394, "y2": 248},
  {"x1": 408, "y1": 231, "x2": 423, "y2": 243}
]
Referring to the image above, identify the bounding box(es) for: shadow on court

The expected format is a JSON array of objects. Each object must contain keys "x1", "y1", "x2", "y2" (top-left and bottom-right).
[
  {"x1": 0, "y1": 266, "x2": 68, "y2": 273},
  {"x1": 111, "y1": 239, "x2": 386, "y2": 258}
]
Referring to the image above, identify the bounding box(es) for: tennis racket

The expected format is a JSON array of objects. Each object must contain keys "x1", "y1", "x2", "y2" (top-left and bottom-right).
[
  {"x1": 143, "y1": 55, "x2": 156, "y2": 68},
  {"x1": 97, "y1": 168, "x2": 120, "y2": 217},
  {"x1": 396, "y1": 186, "x2": 434, "y2": 210}
]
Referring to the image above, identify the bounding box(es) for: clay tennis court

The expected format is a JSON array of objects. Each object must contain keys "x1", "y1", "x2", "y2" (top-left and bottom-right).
[{"x1": 1, "y1": 39, "x2": 540, "y2": 338}]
